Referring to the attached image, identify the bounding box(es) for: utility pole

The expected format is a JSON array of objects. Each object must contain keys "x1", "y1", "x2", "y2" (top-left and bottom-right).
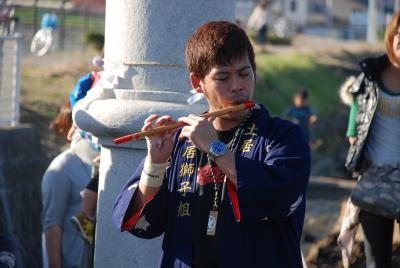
[
  {"x1": 367, "y1": 0, "x2": 378, "y2": 44},
  {"x1": 32, "y1": 0, "x2": 39, "y2": 36},
  {"x1": 326, "y1": 0, "x2": 333, "y2": 27},
  {"x1": 59, "y1": 0, "x2": 67, "y2": 50}
]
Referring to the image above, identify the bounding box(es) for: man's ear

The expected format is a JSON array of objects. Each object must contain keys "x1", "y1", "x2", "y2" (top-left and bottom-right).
[{"x1": 190, "y1": 73, "x2": 203, "y2": 93}]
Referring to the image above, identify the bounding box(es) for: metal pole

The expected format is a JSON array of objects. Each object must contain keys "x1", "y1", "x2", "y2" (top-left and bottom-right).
[
  {"x1": 84, "y1": 7, "x2": 90, "y2": 32},
  {"x1": 33, "y1": 0, "x2": 39, "y2": 36},
  {"x1": 367, "y1": 0, "x2": 378, "y2": 44},
  {"x1": 13, "y1": 35, "x2": 22, "y2": 126},
  {"x1": 0, "y1": 38, "x2": 3, "y2": 123},
  {"x1": 326, "y1": 0, "x2": 333, "y2": 27},
  {"x1": 395, "y1": 0, "x2": 400, "y2": 13},
  {"x1": 59, "y1": 0, "x2": 66, "y2": 50}
]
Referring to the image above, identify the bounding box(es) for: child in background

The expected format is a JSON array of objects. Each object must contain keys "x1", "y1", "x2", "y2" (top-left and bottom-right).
[
  {"x1": 42, "y1": 101, "x2": 97, "y2": 268},
  {"x1": 284, "y1": 89, "x2": 318, "y2": 141},
  {"x1": 69, "y1": 58, "x2": 103, "y2": 245}
]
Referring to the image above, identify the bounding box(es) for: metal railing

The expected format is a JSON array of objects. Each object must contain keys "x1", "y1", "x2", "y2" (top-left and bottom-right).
[
  {"x1": 14, "y1": 5, "x2": 105, "y2": 52},
  {"x1": 0, "y1": 34, "x2": 22, "y2": 126}
]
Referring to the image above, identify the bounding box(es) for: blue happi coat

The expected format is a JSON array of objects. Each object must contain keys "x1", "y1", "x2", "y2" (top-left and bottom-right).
[{"x1": 112, "y1": 106, "x2": 310, "y2": 268}]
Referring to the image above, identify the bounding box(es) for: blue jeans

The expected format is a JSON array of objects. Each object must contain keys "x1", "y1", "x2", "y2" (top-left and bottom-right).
[{"x1": 256, "y1": 25, "x2": 267, "y2": 44}]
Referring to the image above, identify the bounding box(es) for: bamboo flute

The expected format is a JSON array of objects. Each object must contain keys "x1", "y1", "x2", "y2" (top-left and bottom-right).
[{"x1": 113, "y1": 101, "x2": 255, "y2": 144}]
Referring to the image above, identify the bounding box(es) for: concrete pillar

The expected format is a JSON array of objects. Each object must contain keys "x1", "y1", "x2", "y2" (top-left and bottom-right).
[
  {"x1": 73, "y1": 1, "x2": 235, "y2": 267},
  {"x1": 367, "y1": 0, "x2": 378, "y2": 44}
]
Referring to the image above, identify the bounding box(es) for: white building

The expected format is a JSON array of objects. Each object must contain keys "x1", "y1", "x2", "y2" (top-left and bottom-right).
[
  {"x1": 237, "y1": 0, "x2": 370, "y2": 27},
  {"x1": 237, "y1": 0, "x2": 396, "y2": 39}
]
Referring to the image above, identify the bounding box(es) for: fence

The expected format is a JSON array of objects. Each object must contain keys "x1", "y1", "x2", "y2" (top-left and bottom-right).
[
  {"x1": 0, "y1": 34, "x2": 22, "y2": 126},
  {"x1": 0, "y1": 125, "x2": 48, "y2": 268},
  {"x1": 13, "y1": 5, "x2": 105, "y2": 52}
]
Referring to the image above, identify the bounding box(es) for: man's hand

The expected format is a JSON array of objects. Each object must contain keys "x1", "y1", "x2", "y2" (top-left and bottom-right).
[
  {"x1": 143, "y1": 114, "x2": 177, "y2": 163},
  {"x1": 178, "y1": 114, "x2": 218, "y2": 153},
  {"x1": 178, "y1": 114, "x2": 239, "y2": 185}
]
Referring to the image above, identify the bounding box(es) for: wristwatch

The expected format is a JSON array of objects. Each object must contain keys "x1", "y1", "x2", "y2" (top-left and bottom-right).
[{"x1": 208, "y1": 141, "x2": 227, "y2": 162}]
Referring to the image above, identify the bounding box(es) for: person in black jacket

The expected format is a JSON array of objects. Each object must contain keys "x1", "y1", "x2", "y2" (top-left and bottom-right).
[{"x1": 338, "y1": 12, "x2": 400, "y2": 268}]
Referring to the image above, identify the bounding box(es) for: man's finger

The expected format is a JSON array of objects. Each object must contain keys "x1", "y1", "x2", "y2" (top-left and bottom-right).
[
  {"x1": 178, "y1": 127, "x2": 192, "y2": 140},
  {"x1": 178, "y1": 116, "x2": 199, "y2": 126},
  {"x1": 155, "y1": 115, "x2": 173, "y2": 128},
  {"x1": 207, "y1": 116, "x2": 216, "y2": 123},
  {"x1": 144, "y1": 114, "x2": 159, "y2": 124},
  {"x1": 187, "y1": 114, "x2": 203, "y2": 120},
  {"x1": 141, "y1": 121, "x2": 154, "y2": 132}
]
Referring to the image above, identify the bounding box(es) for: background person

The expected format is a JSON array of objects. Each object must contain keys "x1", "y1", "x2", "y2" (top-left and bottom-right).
[
  {"x1": 247, "y1": 0, "x2": 269, "y2": 45},
  {"x1": 338, "y1": 12, "x2": 400, "y2": 268},
  {"x1": 41, "y1": 12, "x2": 57, "y2": 30},
  {"x1": 69, "y1": 58, "x2": 103, "y2": 246},
  {"x1": 42, "y1": 100, "x2": 97, "y2": 268},
  {"x1": 284, "y1": 89, "x2": 318, "y2": 141}
]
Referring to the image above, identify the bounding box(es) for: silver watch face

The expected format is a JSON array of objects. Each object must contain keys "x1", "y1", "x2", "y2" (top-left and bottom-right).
[{"x1": 210, "y1": 141, "x2": 227, "y2": 157}]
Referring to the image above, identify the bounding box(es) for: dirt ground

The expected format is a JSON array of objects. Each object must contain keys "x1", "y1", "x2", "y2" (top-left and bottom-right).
[{"x1": 21, "y1": 50, "x2": 100, "y2": 159}]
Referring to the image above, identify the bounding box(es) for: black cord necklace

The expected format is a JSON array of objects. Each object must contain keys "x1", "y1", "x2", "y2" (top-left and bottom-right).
[{"x1": 206, "y1": 109, "x2": 255, "y2": 236}]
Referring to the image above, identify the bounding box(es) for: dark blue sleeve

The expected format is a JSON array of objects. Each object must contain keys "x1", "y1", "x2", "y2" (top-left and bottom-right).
[
  {"x1": 236, "y1": 124, "x2": 310, "y2": 220},
  {"x1": 111, "y1": 158, "x2": 169, "y2": 239},
  {"x1": 283, "y1": 107, "x2": 292, "y2": 118}
]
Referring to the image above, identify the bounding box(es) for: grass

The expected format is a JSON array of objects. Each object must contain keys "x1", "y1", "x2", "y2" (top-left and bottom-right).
[
  {"x1": 20, "y1": 57, "x2": 94, "y2": 121},
  {"x1": 248, "y1": 32, "x2": 293, "y2": 45},
  {"x1": 20, "y1": 52, "x2": 96, "y2": 158},
  {"x1": 15, "y1": 7, "x2": 105, "y2": 32},
  {"x1": 254, "y1": 52, "x2": 345, "y2": 117},
  {"x1": 252, "y1": 52, "x2": 352, "y2": 177}
]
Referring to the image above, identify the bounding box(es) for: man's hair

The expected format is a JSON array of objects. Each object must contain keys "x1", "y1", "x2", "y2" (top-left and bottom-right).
[
  {"x1": 385, "y1": 11, "x2": 400, "y2": 67},
  {"x1": 50, "y1": 100, "x2": 72, "y2": 139},
  {"x1": 185, "y1": 21, "x2": 255, "y2": 80}
]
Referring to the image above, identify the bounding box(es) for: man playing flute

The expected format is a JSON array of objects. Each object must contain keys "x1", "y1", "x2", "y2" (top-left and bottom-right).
[{"x1": 112, "y1": 21, "x2": 310, "y2": 268}]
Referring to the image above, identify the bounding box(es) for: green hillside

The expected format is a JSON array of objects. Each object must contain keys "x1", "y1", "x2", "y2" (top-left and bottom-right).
[{"x1": 254, "y1": 53, "x2": 345, "y2": 117}]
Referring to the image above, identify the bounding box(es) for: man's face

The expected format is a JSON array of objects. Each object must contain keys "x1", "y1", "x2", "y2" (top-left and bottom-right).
[{"x1": 193, "y1": 55, "x2": 255, "y2": 117}]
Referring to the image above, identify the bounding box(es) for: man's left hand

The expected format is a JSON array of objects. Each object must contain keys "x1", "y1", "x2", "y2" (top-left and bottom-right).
[{"x1": 178, "y1": 114, "x2": 218, "y2": 153}]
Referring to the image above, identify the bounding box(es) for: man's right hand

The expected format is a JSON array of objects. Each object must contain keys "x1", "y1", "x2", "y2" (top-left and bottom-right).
[{"x1": 142, "y1": 114, "x2": 178, "y2": 163}]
